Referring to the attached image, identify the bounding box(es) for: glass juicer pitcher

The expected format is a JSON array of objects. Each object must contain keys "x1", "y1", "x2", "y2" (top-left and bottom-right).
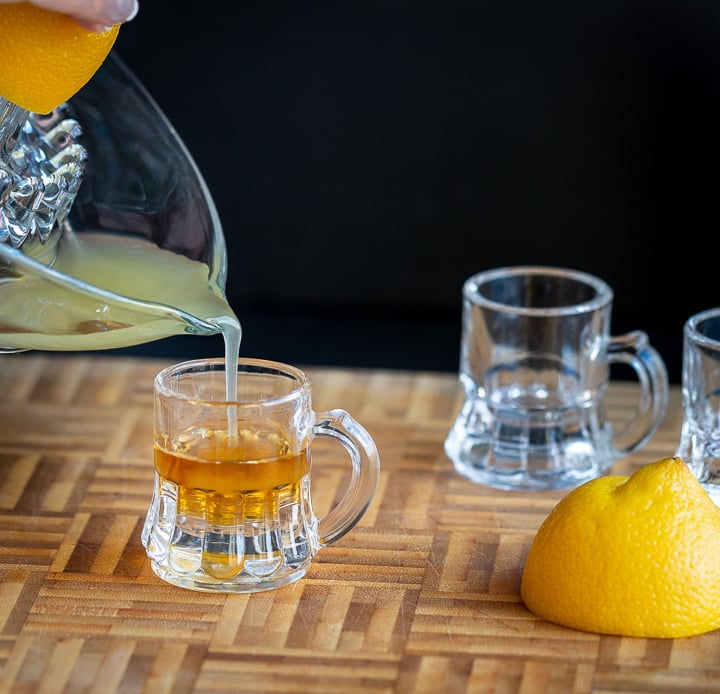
[{"x1": 0, "y1": 52, "x2": 238, "y2": 353}]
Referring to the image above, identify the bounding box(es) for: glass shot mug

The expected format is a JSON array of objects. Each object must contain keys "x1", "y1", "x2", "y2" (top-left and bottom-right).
[
  {"x1": 141, "y1": 358, "x2": 380, "y2": 593},
  {"x1": 676, "y1": 308, "x2": 720, "y2": 503},
  {"x1": 443, "y1": 266, "x2": 669, "y2": 491}
]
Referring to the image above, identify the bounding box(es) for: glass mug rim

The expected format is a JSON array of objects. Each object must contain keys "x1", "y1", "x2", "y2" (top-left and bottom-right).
[
  {"x1": 685, "y1": 308, "x2": 720, "y2": 348},
  {"x1": 153, "y1": 357, "x2": 310, "y2": 407},
  {"x1": 463, "y1": 265, "x2": 613, "y2": 316}
]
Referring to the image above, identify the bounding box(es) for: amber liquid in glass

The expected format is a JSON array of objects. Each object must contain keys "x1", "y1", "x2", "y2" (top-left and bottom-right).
[
  {"x1": 150, "y1": 426, "x2": 313, "y2": 584},
  {"x1": 155, "y1": 427, "x2": 310, "y2": 525}
]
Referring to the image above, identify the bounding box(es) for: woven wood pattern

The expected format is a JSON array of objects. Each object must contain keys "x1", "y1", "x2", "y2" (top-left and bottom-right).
[{"x1": 0, "y1": 353, "x2": 717, "y2": 693}]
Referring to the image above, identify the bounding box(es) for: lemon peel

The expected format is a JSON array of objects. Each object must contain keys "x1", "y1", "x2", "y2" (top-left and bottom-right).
[
  {"x1": 0, "y1": 2, "x2": 119, "y2": 113},
  {"x1": 520, "y1": 457, "x2": 720, "y2": 638}
]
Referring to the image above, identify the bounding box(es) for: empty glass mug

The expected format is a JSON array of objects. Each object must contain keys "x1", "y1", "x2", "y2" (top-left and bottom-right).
[
  {"x1": 676, "y1": 308, "x2": 720, "y2": 503},
  {"x1": 444, "y1": 266, "x2": 669, "y2": 491},
  {"x1": 142, "y1": 358, "x2": 380, "y2": 593}
]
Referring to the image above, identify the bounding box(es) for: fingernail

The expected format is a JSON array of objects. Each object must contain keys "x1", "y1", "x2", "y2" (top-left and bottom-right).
[
  {"x1": 123, "y1": 0, "x2": 139, "y2": 22},
  {"x1": 108, "y1": 0, "x2": 139, "y2": 24}
]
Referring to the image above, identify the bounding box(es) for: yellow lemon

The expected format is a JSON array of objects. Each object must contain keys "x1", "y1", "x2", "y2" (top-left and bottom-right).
[
  {"x1": 520, "y1": 457, "x2": 720, "y2": 638},
  {"x1": 0, "y1": 2, "x2": 120, "y2": 114}
]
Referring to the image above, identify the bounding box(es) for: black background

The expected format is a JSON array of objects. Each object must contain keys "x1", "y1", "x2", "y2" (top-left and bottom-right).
[{"x1": 105, "y1": 1, "x2": 720, "y2": 383}]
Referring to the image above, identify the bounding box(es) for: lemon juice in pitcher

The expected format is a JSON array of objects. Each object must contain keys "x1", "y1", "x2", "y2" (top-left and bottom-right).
[
  {"x1": 0, "y1": 230, "x2": 240, "y2": 353},
  {"x1": 0, "y1": 52, "x2": 241, "y2": 363}
]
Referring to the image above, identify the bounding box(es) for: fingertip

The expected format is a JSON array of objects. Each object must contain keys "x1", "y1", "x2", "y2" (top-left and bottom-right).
[{"x1": 125, "y1": 0, "x2": 139, "y2": 22}]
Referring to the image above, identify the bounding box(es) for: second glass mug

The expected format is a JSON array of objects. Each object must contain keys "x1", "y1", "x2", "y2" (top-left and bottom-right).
[
  {"x1": 676, "y1": 308, "x2": 720, "y2": 503},
  {"x1": 444, "y1": 266, "x2": 669, "y2": 491},
  {"x1": 142, "y1": 358, "x2": 380, "y2": 593}
]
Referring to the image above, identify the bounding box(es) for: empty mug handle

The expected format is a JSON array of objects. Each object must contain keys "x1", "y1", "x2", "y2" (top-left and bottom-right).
[
  {"x1": 312, "y1": 409, "x2": 381, "y2": 547},
  {"x1": 607, "y1": 330, "x2": 669, "y2": 455}
]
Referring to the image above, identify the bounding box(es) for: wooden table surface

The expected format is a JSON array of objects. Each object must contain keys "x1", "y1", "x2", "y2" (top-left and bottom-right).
[{"x1": 0, "y1": 353, "x2": 716, "y2": 694}]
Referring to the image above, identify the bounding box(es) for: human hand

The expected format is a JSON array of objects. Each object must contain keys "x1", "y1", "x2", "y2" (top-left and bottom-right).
[{"x1": 0, "y1": 0, "x2": 139, "y2": 32}]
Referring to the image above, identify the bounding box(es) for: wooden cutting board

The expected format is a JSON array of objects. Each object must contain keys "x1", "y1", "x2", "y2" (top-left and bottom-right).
[{"x1": 0, "y1": 353, "x2": 717, "y2": 694}]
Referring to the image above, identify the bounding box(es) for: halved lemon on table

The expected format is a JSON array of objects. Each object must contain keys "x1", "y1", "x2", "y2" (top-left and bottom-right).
[
  {"x1": 0, "y1": 2, "x2": 120, "y2": 114},
  {"x1": 520, "y1": 457, "x2": 720, "y2": 638}
]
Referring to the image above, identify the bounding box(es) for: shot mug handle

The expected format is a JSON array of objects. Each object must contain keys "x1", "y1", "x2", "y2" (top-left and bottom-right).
[
  {"x1": 607, "y1": 330, "x2": 669, "y2": 455},
  {"x1": 312, "y1": 409, "x2": 380, "y2": 547}
]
